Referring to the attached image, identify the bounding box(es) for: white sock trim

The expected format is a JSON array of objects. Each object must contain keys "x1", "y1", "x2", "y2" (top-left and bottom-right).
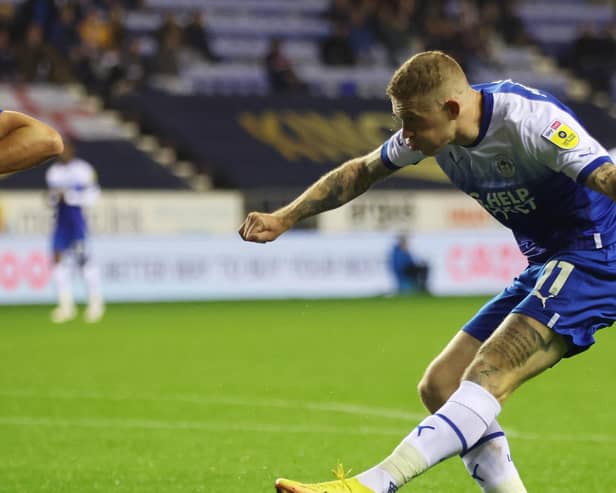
[{"x1": 449, "y1": 381, "x2": 501, "y2": 427}]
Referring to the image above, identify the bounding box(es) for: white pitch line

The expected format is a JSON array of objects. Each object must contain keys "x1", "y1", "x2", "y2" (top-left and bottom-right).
[
  {"x1": 0, "y1": 416, "x2": 405, "y2": 436},
  {"x1": 1, "y1": 389, "x2": 614, "y2": 444},
  {"x1": 0, "y1": 388, "x2": 426, "y2": 420},
  {"x1": 0, "y1": 415, "x2": 613, "y2": 444},
  {"x1": 506, "y1": 430, "x2": 616, "y2": 444}
]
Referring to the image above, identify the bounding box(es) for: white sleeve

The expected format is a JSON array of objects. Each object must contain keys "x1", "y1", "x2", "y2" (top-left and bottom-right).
[
  {"x1": 380, "y1": 129, "x2": 425, "y2": 170},
  {"x1": 64, "y1": 163, "x2": 100, "y2": 207},
  {"x1": 45, "y1": 165, "x2": 62, "y2": 190},
  {"x1": 45, "y1": 166, "x2": 61, "y2": 207},
  {"x1": 523, "y1": 108, "x2": 613, "y2": 183}
]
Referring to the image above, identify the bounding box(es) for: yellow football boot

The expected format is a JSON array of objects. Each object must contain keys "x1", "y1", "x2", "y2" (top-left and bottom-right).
[{"x1": 275, "y1": 464, "x2": 375, "y2": 493}]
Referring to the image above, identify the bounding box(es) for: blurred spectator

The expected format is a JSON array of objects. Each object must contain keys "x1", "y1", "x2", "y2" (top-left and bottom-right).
[
  {"x1": 496, "y1": 1, "x2": 532, "y2": 46},
  {"x1": 389, "y1": 235, "x2": 429, "y2": 294},
  {"x1": 568, "y1": 24, "x2": 616, "y2": 94},
  {"x1": 120, "y1": 0, "x2": 145, "y2": 9},
  {"x1": 108, "y1": 37, "x2": 149, "y2": 95},
  {"x1": 348, "y1": 8, "x2": 378, "y2": 64},
  {"x1": 376, "y1": 0, "x2": 420, "y2": 66},
  {"x1": 49, "y1": 4, "x2": 80, "y2": 55},
  {"x1": 74, "y1": 8, "x2": 127, "y2": 93},
  {"x1": 17, "y1": 23, "x2": 63, "y2": 82},
  {"x1": 152, "y1": 29, "x2": 181, "y2": 76},
  {"x1": 79, "y1": 8, "x2": 113, "y2": 51},
  {"x1": 183, "y1": 11, "x2": 220, "y2": 63},
  {"x1": 422, "y1": 3, "x2": 461, "y2": 59},
  {"x1": 18, "y1": 22, "x2": 45, "y2": 77},
  {"x1": 11, "y1": 0, "x2": 58, "y2": 42},
  {"x1": 108, "y1": 5, "x2": 126, "y2": 50},
  {"x1": 0, "y1": 26, "x2": 17, "y2": 81},
  {"x1": 320, "y1": 21, "x2": 356, "y2": 66},
  {"x1": 156, "y1": 12, "x2": 182, "y2": 48},
  {"x1": 446, "y1": 0, "x2": 480, "y2": 32},
  {"x1": 461, "y1": 2, "x2": 504, "y2": 74},
  {"x1": 326, "y1": 0, "x2": 352, "y2": 25},
  {"x1": 0, "y1": 0, "x2": 608, "y2": 105},
  {"x1": 264, "y1": 38, "x2": 307, "y2": 94},
  {"x1": 465, "y1": 23, "x2": 504, "y2": 74}
]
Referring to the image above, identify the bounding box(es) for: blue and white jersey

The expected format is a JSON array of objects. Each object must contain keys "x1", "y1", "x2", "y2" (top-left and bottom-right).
[
  {"x1": 381, "y1": 80, "x2": 616, "y2": 262},
  {"x1": 46, "y1": 158, "x2": 99, "y2": 235}
]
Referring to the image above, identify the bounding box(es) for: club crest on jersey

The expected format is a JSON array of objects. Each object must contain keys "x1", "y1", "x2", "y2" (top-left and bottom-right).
[
  {"x1": 542, "y1": 120, "x2": 579, "y2": 149},
  {"x1": 494, "y1": 155, "x2": 516, "y2": 178}
]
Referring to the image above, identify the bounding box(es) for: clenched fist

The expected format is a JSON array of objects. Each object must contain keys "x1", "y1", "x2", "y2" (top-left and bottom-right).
[{"x1": 238, "y1": 212, "x2": 291, "y2": 243}]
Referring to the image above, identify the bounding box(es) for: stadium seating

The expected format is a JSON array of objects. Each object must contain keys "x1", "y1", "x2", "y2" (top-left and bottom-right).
[
  {"x1": 144, "y1": 0, "x2": 328, "y2": 14},
  {"x1": 0, "y1": 84, "x2": 189, "y2": 190},
  {"x1": 125, "y1": 0, "x2": 572, "y2": 99},
  {"x1": 0, "y1": 139, "x2": 190, "y2": 190},
  {"x1": 114, "y1": 89, "x2": 616, "y2": 191},
  {"x1": 517, "y1": 0, "x2": 614, "y2": 57},
  {"x1": 1, "y1": 0, "x2": 613, "y2": 191}
]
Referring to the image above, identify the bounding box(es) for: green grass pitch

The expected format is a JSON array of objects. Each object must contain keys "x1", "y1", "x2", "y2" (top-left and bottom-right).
[{"x1": 1, "y1": 296, "x2": 615, "y2": 492}]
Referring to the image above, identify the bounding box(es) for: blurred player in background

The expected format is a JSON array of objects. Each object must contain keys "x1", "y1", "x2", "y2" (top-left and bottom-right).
[
  {"x1": 46, "y1": 140, "x2": 105, "y2": 323},
  {"x1": 0, "y1": 110, "x2": 63, "y2": 175},
  {"x1": 240, "y1": 51, "x2": 616, "y2": 493}
]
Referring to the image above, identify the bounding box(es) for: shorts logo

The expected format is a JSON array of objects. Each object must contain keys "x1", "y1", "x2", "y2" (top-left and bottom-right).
[{"x1": 542, "y1": 120, "x2": 579, "y2": 150}]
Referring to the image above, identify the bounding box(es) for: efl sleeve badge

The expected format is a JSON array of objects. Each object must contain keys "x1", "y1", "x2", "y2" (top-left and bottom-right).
[{"x1": 541, "y1": 120, "x2": 579, "y2": 149}]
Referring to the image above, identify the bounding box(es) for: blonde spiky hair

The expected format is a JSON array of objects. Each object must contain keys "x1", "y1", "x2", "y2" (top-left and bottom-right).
[{"x1": 386, "y1": 51, "x2": 468, "y2": 104}]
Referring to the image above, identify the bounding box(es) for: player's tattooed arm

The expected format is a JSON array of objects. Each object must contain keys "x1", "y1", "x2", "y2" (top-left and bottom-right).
[
  {"x1": 239, "y1": 148, "x2": 395, "y2": 243},
  {"x1": 274, "y1": 147, "x2": 395, "y2": 226},
  {"x1": 585, "y1": 162, "x2": 616, "y2": 201}
]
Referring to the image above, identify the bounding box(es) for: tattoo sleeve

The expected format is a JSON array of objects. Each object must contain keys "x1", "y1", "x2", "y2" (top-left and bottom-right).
[
  {"x1": 585, "y1": 162, "x2": 616, "y2": 200},
  {"x1": 478, "y1": 317, "x2": 555, "y2": 370},
  {"x1": 276, "y1": 148, "x2": 395, "y2": 225},
  {"x1": 466, "y1": 315, "x2": 566, "y2": 388}
]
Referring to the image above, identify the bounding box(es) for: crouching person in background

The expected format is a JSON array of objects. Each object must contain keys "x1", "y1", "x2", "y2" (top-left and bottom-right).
[{"x1": 390, "y1": 235, "x2": 429, "y2": 294}]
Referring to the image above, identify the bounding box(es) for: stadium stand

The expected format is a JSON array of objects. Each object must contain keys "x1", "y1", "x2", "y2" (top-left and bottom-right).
[
  {"x1": 516, "y1": 0, "x2": 615, "y2": 99},
  {"x1": 106, "y1": 0, "x2": 570, "y2": 98},
  {"x1": 517, "y1": 0, "x2": 614, "y2": 58},
  {"x1": 0, "y1": 0, "x2": 613, "y2": 191},
  {"x1": 113, "y1": 88, "x2": 457, "y2": 190},
  {"x1": 0, "y1": 83, "x2": 190, "y2": 189},
  {"x1": 0, "y1": 1, "x2": 612, "y2": 96},
  {"x1": 114, "y1": 88, "x2": 616, "y2": 192},
  {"x1": 0, "y1": 138, "x2": 190, "y2": 190}
]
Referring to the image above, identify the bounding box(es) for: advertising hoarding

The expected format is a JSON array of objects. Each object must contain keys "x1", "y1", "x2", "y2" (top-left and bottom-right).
[{"x1": 0, "y1": 231, "x2": 526, "y2": 304}]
